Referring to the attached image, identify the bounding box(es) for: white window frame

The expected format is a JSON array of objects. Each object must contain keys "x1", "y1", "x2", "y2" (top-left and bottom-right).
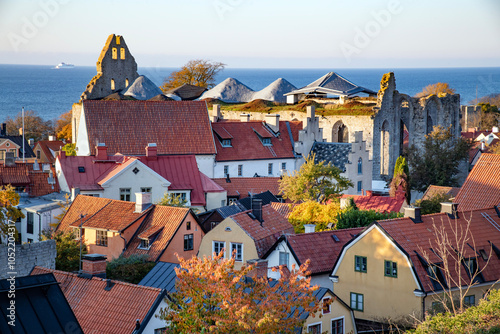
[
  {"x1": 322, "y1": 296, "x2": 331, "y2": 315},
  {"x1": 331, "y1": 316, "x2": 345, "y2": 334},
  {"x1": 138, "y1": 238, "x2": 150, "y2": 250},
  {"x1": 279, "y1": 251, "x2": 289, "y2": 267},
  {"x1": 213, "y1": 241, "x2": 226, "y2": 258},
  {"x1": 237, "y1": 164, "x2": 243, "y2": 176},
  {"x1": 307, "y1": 322, "x2": 322, "y2": 334},
  {"x1": 268, "y1": 163, "x2": 273, "y2": 175},
  {"x1": 224, "y1": 165, "x2": 229, "y2": 177},
  {"x1": 230, "y1": 242, "x2": 243, "y2": 262}
]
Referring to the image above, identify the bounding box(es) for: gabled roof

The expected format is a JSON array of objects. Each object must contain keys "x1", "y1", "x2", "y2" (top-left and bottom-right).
[
  {"x1": 34, "y1": 140, "x2": 65, "y2": 164},
  {"x1": 341, "y1": 193, "x2": 405, "y2": 213},
  {"x1": 0, "y1": 135, "x2": 35, "y2": 158},
  {"x1": 30, "y1": 267, "x2": 164, "y2": 334},
  {"x1": 0, "y1": 273, "x2": 83, "y2": 334},
  {"x1": 123, "y1": 205, "x2": 191, "y2": 261},
  {"x1": 165, "y1": 84, "x2": 207, "y2": 100},
  {"x1": 139, "y1": 261, "x2": 180, "y2": 292},
  {"x1": 237, "y1": 191, "x2": 279, "y2": 210},
  {"x1": 0, "y1": 163, "x2": 59, "y2": 197},
  {"x1": 212, "y1": 120, "x2": 302, "y2": 161},
  {"x1": 81, "y1": 100, "x2": 216, "y2": 156},
  {"x1": 421, "y1": 185, "x2": 461, "y2": 201},
  {"x1": 454, "y1": 153, "x2": 500, "y2": 211},
  {"x1": 213, "y1": 177, "x2": 282, "y2": 198},
  {"x1": 230, "y1": 204, "x2": 294, "y2": 258},
  {"x1": 284, "y1": 72, "x2": 376, "y2": 97},
  {"x1": 311, "y1": 142, "x2": 352, "y2": 172}
]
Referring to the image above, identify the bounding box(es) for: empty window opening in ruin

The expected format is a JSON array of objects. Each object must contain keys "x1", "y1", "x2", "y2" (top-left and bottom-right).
[
  {"x1": 400, "y1": 120, "x2": 409, "y2": 154},
  {"x1": 125, "y1": 78, "x2": 129, "y2": 87},
  {"x1": 120, "y1": 48, "x2": 125, "y2": 59},
  {"x1": 380, "y1": 120, "x2": 390, "y2": 176},
  {"x1": 427, "y1": 115, "x2": 433, "y2": 135},
  {"x1": 112, "y1": 48, "x2": 117, "y2": 59},
  {"x1": 332, "y1": 121, "x2": 349, "y2": 143},
  {"x1": 116, "y1": 36, "x2": 120, "y2": 44},
  {"x1": 111, "y1": 79, "x2": 115, "y2": 91}
]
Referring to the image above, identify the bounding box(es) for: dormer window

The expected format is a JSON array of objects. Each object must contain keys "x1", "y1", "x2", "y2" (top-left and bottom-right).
[
  {"x1": 262, "y1": 138, "x2": 272, "y2": 146},
  {"x1": 221, "y1": 139, "x2": 231, "y2": 147},
  {"x1": 139, "y1": 238, "x2": 150, "y2": 249}
]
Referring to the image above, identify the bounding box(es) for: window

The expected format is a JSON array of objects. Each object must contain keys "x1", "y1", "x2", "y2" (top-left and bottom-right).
[
  {"x1": 237, "y1": 164, "x2": 243, "y2": 176},
  {"x1": 27, "y1": 238, "x2": 33, "y2": 243},
  {"x1": 350, "y1": 292, "x2": 364, "y2": 311},
  {"x1": 184, "y1": 234, "x2": 194, "y2": 251},
  {"x1": 186, "y1": 221, "x2": 191, "y2": 230},
  {"x1": 464, "y1": 258, "x2": 478, "y2": 277},
  {"x1": 78, "y1": 166, "x2": 85, "y2": 173},
  {"x1": 357, "y1": 181, "x2": 362, "y2": 193},
  {"x1": 332, "y1": 318, "x2": 344, "y2": 334},
  {"x1": 116, "y1": 36, "x2": 120, "y2": 44},
  {"x1": 221, "y1": 200, "x2": 226, "y2": 207},
  {"x1": 27, "y1": 212, "x2": 34, "y2": 234},
  {"x1": 73, "y1": 227, "x2": 83, "y2": 240},
  {"x1": 139, "y1": 239, "x2": 149, "y2": 249},
  {"x1": 141, "y1": 187, "x2": 152, "y2": 193},
  {"x1": 231, "y1": 242, "x2": 243, "y2": 261},
  {"x1": 224, "y1": 165, "x2": 229, "y2": 177},
  {"x1": 213, "y1": 241, "x2": 225, "y2": 257},
  {"x1": 308, "y1": 323, "x2": 321, "y2": 334},
  {"x1": 154, "y1": 328, "x2": 167, "y2": 334},
  {"x1": 111, "y1": 78, "x2": 115, "y2": 90},
  {"x1": 268, "y1": 163, "x2": 273, "y2": 175},
  {"x1": 120, "y1": 188, "x2": 131, "y2": 201},
  {"x1": 0, "y1": 150, "x2": 5, "y2": 159},
  {"x1": 120, "y1": 47, "x2": 125, "y2": 59},
  {"x1": 385, "y1": 260, "x2": 398, "y2": 278},
  {"x1": 125, "y1": 78, "x2": 129, "y2": 87},
  {"x1": 36, "y1": 150, "x2": 41, "y2": 159},
  {"x1": 221, "y1": 139, "x2": 231, "y2": 147},
  {"x1": 354, "y1": 256, "x2": 367, "y2": 273},
  {"x1": 322, "y1": 297, "x2": 331, "y2": 314},
  {"x1": 464, "y1": 295, "x2": 475, "y2": 307},
  {"x1": 262, "y1": 138, "x2": 272, "y2": 146},
  {"x1": 96, "y1": 230, "x2": 108, "y2": 246},
  {"x1": 358, "y1": 157, "x2": 362, "y2": 174},
  {"x1": 171, "y1": 193, "x2": 187, "y2": 202},
  {"x1": 112, "y1": 47, "x2": 117, "y2": 59},
  {"x1": 279, "y1": 251, "x2": 289, "y2": 267},
  {"x1": 281, "y1": 162, "x2": 286, "y2": 171},
  {"x1": 9, "y1": 149, "x2": 16, "y2": 157}
]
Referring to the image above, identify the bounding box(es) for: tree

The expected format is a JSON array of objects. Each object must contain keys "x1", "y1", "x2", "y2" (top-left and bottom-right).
[
  {"x1": 490, "y1": 141, "x2": 500, "y2": 155},
  {"x1": 61, "y1": 143, "x2": 76, "y2": 156},
  {"x1": 160, "y1": 59, "x2": 225, "y2": 92},
  {"x1": 52, "y1": 193, "x2": 71, "y2": 229},
  {"x1": 42, "y1": 229, "x2": 87, "y2": 272},
  {"x1": 159, "y1": 252, "x2": 325, "y2": 334},
  {"x1": 389, "y1": 156, "x2": 411, "y2": 203},
  {"x1": 416, "y1": 83, "x2": 456, "y2": 98},
  {"x1": 279, "y1": 154, "x2": 353, "y2": 204},
  {"x1": 0, "y1": 185, "x2": 24, "y2": 240},
  {"x1": 156, "y1": 192, "x2": 188, "y2": 207},
  {"x1": 5, "y1": 109, "x2": 54, "y2": 142},
  {"x1": 288, "y1": 200, "x2": 340, "y2": 233},
  {"x1": 336, "y1": 207, "x2": 401, "y2": 230},
  {"x1": 413, "y1": 192, "x2": 453, "y2": 215},
  {"x1": 106, "y1": 254, "x2": 155, "y2": 284},
  {"x1": 55, "y1": 110, "x2": 72, "y2": 141},
  {"x1": 407, "y1": 126, "x2": 472, "y2": 192}
]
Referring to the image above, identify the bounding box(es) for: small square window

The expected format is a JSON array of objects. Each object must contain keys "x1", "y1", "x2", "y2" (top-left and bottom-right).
[
  {"x1": 281, "y1": 162, "x2": 286, "y2": 171},
  {"x1": 78, "y1": 166, "x2": 85, "y2": 173},
  {"x1": 96, "y1": 230, "x2": 108, "y2": 247},
  {"x1": 184, "y1": 234, "x2": 193, "y2": 251},
  {"x1": 262, "y1": 138, "x2": 272, "y2": 146},
  {"x1": 355, "y1": 256, "x2": 367, "y2": 273},
  {"x1": 141, "y1": 187, "x2": 152, "y2": 193},
  {"x1": 132, "y1": 167, "x2": 140, "y2": 174},
  {"x1": 120, "y1": 188, "x2": 131, "y2": 201},
  {"x1": 384, "y1": 260, "x2": 398, "y2": 278},
  {"x1": 139, "y1": 239, "x2": 150, "y2": 249},
  {"x1": 464, "y1": 295, "x2": 475, "y2": 307},
  {"x1": 221, "y1": 139, "x2": 231, "y2": 147},
  {"x1": 186, "y1": 221, "x2": 191, "y2": 230}
]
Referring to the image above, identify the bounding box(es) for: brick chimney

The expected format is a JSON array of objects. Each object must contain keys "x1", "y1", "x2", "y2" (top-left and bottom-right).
[
  {"x1": 81, "y1": 254, "x2": 107, "y2": 278},
  {"x1": 146, "y1": 143, "x2": 157, "y2": 160},
  {"x1": 240, "y1": 113, "x2": 250, "y2": 122},
  {"x1": 95, "y1": 143, "x2": 107, "y2": 160},
  {"x1": 265, "y1": 114, "x2": 280, "y2": 133},
  {"x1": 251, "y1": 198, "x2": 263, "y2": 223},
  {"x1": 135, "y1": 192, "x2": 152, "y2": 213},
  {"x1": 247, "y1": 259, "x2": 268, "y2": 279}
]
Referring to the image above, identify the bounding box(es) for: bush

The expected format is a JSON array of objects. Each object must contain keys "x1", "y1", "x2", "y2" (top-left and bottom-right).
[
  {"x1": 106, "y1": 254, "x2": 156, "y2": 284},
  {"x1": 336, "y1": 207, "x2": 401, "y2": 229},
  {"x1": 414, "y1": 192, "x2": 452, "y2": 215}
]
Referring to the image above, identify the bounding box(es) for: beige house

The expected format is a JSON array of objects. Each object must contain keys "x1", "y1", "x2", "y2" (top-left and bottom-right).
[{"x1": 198, "y1": 201, "x2": 294, "y2": 269}]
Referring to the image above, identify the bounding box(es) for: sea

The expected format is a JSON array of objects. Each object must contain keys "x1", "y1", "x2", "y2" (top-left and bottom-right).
[{"x1": 1, "y1": 64, "x2": 499, "y2": 122}]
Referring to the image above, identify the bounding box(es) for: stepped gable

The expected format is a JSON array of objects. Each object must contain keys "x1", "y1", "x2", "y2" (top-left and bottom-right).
[
  {"x1": 200, "y1": 78, "x2": 255, "y2": 103},
  {"x1": 81, "y1": 34, "x2": 139, "y2": 100},
  {"x1": 252, "y1": 78, "x2": 297, "y2": 103},
  {"x1": 82, "y1": 100, "x2": 216, "y2": 156},
  {"x1": 123, "y1": 75, "x2": 163, "y2": 100}
]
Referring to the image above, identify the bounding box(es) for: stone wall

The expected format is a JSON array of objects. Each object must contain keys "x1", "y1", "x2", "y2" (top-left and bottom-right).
[{"x1": 0, "y1": 240, "x2": 56, "y2": 279}]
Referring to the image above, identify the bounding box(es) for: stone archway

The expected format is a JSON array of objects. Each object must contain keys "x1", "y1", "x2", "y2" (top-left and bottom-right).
[{"x1": 332, "y1": 121, "x2": 349, "y2": 143}]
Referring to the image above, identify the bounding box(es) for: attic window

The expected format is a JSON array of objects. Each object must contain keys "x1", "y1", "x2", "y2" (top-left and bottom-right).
[
  {"x1": 332, "y1": 234, "x2": 340, "y2": 242},
  {"x1": 116, "y1": 36, "x2": 120, "y2": 44},
  {"x1": 132, "y1": 167, "x2": 140, "y2": 174},
  {"x1": 138, "y1": 238, "x2": 150, "y2": 250},
  {"x1": 78, "y1": 166, "x2": 85, "y2": 173},
  {"x1": 221, "y1": 139, "x2": 231, "y2": 147},
  {"x1": 262, "y1": 138, "x2": 272, "y2": 146}
]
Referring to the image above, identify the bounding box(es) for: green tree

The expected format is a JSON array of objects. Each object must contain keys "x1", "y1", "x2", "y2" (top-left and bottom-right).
[
  {"x1": 5, "y1": 109, "x2": 54, "y2": 142},
  {"x1": 416, "y1": 82, "x2": 456, "y2": 98},
  {"x1": 413, "y1": 192, "x2": 453, "y2": 215},
  {"x1": 106, "y1": 254, "x2": 155, "y2": 284},
  {"x1": 279, "y1": 154, "x2": 353, "y2": 204},
  {"x1": 389, "y1": 156, "x2": 411, "y2": 203},
  {"x1": 42, "y1": 229, "x2": 87, "y2": 272},
  {"x1": 407, "y1": 126, "x2": 472, "y2": 192},
  {"x1": 288, "y1": 200, "x2": 340, "y2": 233},
  {"x1": 0, "y1": 185, "x2": 24, "y2": 240},
  {"x1": 160, "y1": 59, "x2": 225, "y2": 92},
  {"x1": 61, "y1": 143, "x2": 76, "y2": 156},
  {"x1": 156, "y1": 193, "x2": 188, "y2": 207},
  {"x1": 336, "y1": 203, "x2": 401, "y2": 229}
]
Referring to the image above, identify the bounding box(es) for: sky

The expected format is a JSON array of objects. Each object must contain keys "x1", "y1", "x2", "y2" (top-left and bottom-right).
[{"x1": 0, "y1": 0, "x2": 499, "y2": 68}]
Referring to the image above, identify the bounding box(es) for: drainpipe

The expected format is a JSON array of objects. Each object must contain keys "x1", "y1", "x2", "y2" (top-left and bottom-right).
[
  {"x1": 119, "y1": 232, "x2": 127, "y2": 253},
  {"x1": 422, "y1": 293, "x2": 427, "y2": 321},
  {"x1": 37, "y1": 212, "x2": 42, "y2": 242}
]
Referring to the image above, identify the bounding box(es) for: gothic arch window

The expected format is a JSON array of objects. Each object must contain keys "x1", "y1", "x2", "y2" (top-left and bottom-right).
[
  {"x1": 427, "y1": 115, "x2": 434, "y2": 134},
  {"x1": 111, "y1": 79, "x2": 115, "y2": 91},
  {"x1": 358, "y1": 158, "x2": 362, "y2": 175},
  {"x1": 112, "y1": 48, "x2": 117, "y2": 59},
  {"x1": 332, "y1": 121, "x2": 349, "y2": 143},
  {"x1": 125, "y1": 78, "x2": 129, "y2": 87},
  {"x1": 400, "y1": 120, "x2": 409, "y2": 155},
  {"x1": 381, "y1": 120, "x2": 390, "y2": 176},
  {"x1": 120, "y1": 48, "x2": 125, "y2": 59}
]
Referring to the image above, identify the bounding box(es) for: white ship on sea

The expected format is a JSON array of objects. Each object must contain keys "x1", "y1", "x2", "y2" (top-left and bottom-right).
[{"x1": 54, "y1": 62, "x2": 75, "y2": 69}]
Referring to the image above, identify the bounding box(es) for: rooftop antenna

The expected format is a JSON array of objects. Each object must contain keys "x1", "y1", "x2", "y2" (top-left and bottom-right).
[{"x1": 22, "y1": 107, "x2": 25, "y2": 162}]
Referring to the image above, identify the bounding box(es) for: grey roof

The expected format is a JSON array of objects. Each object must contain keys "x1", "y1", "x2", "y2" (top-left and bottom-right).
[
  {"x1": 138, "y1": 261, "x2": 179, "y2": 293},
  {"x1": 0, "y1": 273, "x2": 83, "y2": 333},
  {"x1": 237, "y1": 191, "x2": 279, "y2": 210},
  {"x1": 311, "y1": 142, "x2": 352, "y2": 172},
  {"x1": 217, "y1": 203, "x2": 245, "y2": 218},
  {"x1": 0, "y1": 135, "x2": 35, "y2": 158},
  {"x1": 285, "y1": 72, "x2": 376, "y2": 97},
  {"x1": 165, "y1": 84, "x2": 207, "y2": 100},
  {"x1": 123, "y1": 75, "x2": 163, "y2": 100}
]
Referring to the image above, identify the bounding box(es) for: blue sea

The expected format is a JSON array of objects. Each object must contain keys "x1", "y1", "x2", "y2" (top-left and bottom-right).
[{"x1": 1, "y1": 64, "x2": 499, "y2": 122}]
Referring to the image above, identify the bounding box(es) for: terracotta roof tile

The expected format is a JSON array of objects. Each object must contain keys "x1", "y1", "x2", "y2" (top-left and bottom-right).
[
  {"x1": 30, "y1": 267, "x2": 162, "y2": 334},
  {"x1": 230, "y1": 204, "x2": 294, "y2": 258},
  {"x1": 421, "y1": 185, "x2": 461, "y2": 201},
  {"x1": 270, "y1": 202, "x2": 294, "y2": 218},
  {"x1": 0, "y1": 164, "x2": 30, "y2": 184},
  {"x1": 341, "y1": 193, "x2": 404, "y2": 213},
  {"x1": 57, "y1": 195, "x2": 113, "y2": 233},
  {"x1": 0, "y1": 163, "x2": 60, "y2": 197},
  {"x1": 455, "y1": 154, "x2": 500, "y2": 211},
  {"x1": 213, "y1": 177, "x2": 282, "y2": 198},
  {"x1": 82, "y1": 100, "x2": 216, "y2": 156}
]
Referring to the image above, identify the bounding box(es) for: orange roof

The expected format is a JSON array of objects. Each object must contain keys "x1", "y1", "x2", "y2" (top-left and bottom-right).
[
  {"x1": 421, "y1": 185, "x2": 461, "y2": 201},
  {"x1": 82, "y1": 100, "x2": 216, "y2": 156},
  {"x1": 0, "y1": 163, "x2": 60, "y2": 197},
  {"x1": 30, "y1": 267, "x2": 163, "y2": 334},
  {"x1": 57, "y1": 195, "x2": 114, "y2": 233},
  {"x1": 123, "y1": 206, "x2": 190, "y2": 261},
  {"x1": 454, "y1": 153, "x2": 500, "y2": 211},
  {"x1": 341, "y1": 193, "x2": 405, "y2": 213},
  {"x1": 213, "y1": 177, "x2": 282, "y2": 198},
  {"x1": 34, "y1": 140, "x2": 65, "y2": 164},
  {"x1": 230, "y1": 204, "x2": 294, "y2": 258}
]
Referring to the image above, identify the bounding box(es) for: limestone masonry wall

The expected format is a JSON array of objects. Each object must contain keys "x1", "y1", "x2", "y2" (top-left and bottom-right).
[{"x1": 0, "y1": 240, "x2": 56, "y2": 279}]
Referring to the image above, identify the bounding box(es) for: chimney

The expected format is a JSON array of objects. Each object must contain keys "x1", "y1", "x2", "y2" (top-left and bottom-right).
[
  {"x1": 81, "y1": 254, "x2": 107, "y2": 278},
  {"x1": 441, "y1": 202, "x2": 459, "y2": 218},
  {"x1": 493, "y1": 126, "x2": 499, "y2": 134},
  {"x1": 251, "y1": 198, "x2": 263, "y2": 223},
  {"x1": 265, "y1": 114, "x2": 280, "y2": 133},
  {"x1": 146, "y1": 143, "x2": 157, "y2": 160},
  {"x1": 304, "y1": 224, "x2": 316, "y2": 233},
  {"x1": 240, "y1": 113, "x2": 250, "y2": 122},
  {"x1": 247, "y1": 259, "x2": 268, "y2": 279},
  {"x1": 48, "y1": 135, "x2": 56, "y2": 141},
  {"x1": 135, "y1": 320, "x2": 141, "y2": 331},
  {"x1": 306, "y1": 105, "x2": 315, "y2": 119},
  {"x1": 1, "y1": 123, "x2": 6, "y2": 136},
  {"x1": 481, "y1": 141, "x2": 485, "y2": 151},
  {"x1": 366, "y1": 190, "x2": 373, "y2": 197},
  {"x1": 95, "y1": 143, "x2": 107, "y2": 160},
  {"x1": 404, "y1": 207, "x2": 422, "y2": 223},
  {"x1": 104, "y1": 279, "x2": 115, "y2": 291},
  {"x1": 28, "y1": 138, "x2": 34, "y2": 148},
  {"x1": 211, "y1": 104, "x2": 222, "y2": 122},
  {"x1": 135, "y1": 192, "x2": 152, "y2": 213},
  {"x1": 71, "y1": 187, "x2": 80, "y2": 201}
]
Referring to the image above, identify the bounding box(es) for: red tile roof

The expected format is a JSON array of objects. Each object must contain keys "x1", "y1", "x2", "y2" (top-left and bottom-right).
[
  {"x1": 230, "y1": 204, "x2": 294, "y2": 258},
  {"x1": 200, "y1": 172, "x2": 225, "y2": 193},
  {"x1": 421, "y1": 185, "x2": 461, "y2": 201},
  {"x1": 30, "y1": 267, "x2": 163, "y2": 334},
  {"x1": 0, "y1": 163, "x2": 60, "y2": 197},
  {"x1": 378, "y1": 207, "x2": 500, "y2": 292},
  {"x1": 270, "y1": 202, "x2": 294, "y2": 218},
  {"x1": 0, "y1": 164, "x2": 30, "y2": 184},
  {"x1": 213, "y1": 177, "x2": 282, "y2": 198},
  {"x1": 34, "y1": 140, "x2": 65, "y2": 164},
  {"x1": 454, "y1": 153, "x2": 500, "y2": 211},
  {"x1": 57, "y1": 195, "x2": 116, "y2": 233},
  {"x1": 82, "y1": 100, "x2": 216, "y2": 156},
  {"x1": 123, "y1": 206, "x2": 190, "y2": 261},
  {"x1": 341, "y1": 193, "x2": 405, "y2": 213},
  {"x1": 212, "y1": 120, "x2": 302, "y2": 161}
]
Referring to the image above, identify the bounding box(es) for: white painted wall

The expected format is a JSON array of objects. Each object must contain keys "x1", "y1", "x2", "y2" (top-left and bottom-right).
[
  {"x1": 195, "y1": 155, "x2": 216, "y2": 178},
  {"x1": 75, "y1": 107, "x2": 90, "y2": 156},
  {"x1": 265, "y1": 240, "x2": 299, "y2": 280},
  {"x1": 206, "y1": 191, "x2": 228, "y2": 211},
  {"x1": 140, "y1": 298, "x2": 170, "y2": 333},
  {"x1": 214, "y1": 158, "x2": 296, "y2": 179},
  {"x1": 55, "y1": 157, "x2": 70, "y2": 193},
  {"x1": 19, "y1": 206, "x2": 64, "y2": 243}
]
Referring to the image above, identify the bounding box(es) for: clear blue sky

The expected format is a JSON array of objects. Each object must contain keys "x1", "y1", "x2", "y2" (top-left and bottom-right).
[{"x1": 0, "y1": 0, "x2": 499, "y2": 68}]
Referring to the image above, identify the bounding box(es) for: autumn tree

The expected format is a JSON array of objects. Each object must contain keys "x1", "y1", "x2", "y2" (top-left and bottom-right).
[
  {"x1": 0, "y1": 185, "x2": 24, "y2": 240},
  {"x1": 61, "y1": 143, "x2": 76, "y2": 156},
  {"x1": 159, "y1": 252, "x2": 324, "y2": 334},
  {"x1": 416, "y1": 82, "x2": 456, "y2": 98},
  {"x1": 42, "y1": 229, "x2": 87, "y2": 271},
  {"x1": 407, "y1": 126, "x2": 472, "y2": 192},
  {"x1": 160, "y1": 59, "x2": 225, "y2": 92},
  {"x1": 279, "y1": 154, "x2": 353, "y2": 204},
  {"x1": 288, "y1": 200, "x2": 340, "y2": 233},
  {"x1": 389, "y1": 156, "x2": 410, "y2": 202},
  {"x1": 5, "y1": 109, "x2": 54, "y2": 142},
  {"x1": 55, "y1": 110, "x2": 72, "y2": 141}
]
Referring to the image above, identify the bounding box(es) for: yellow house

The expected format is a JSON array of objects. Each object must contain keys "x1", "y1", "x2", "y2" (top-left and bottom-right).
[
  {"x1": 198, "y1": 202, "x2": 294, "y2": 269},
  {"x1": 330, "y1": 205, "x2": 500, "y2": 324}
]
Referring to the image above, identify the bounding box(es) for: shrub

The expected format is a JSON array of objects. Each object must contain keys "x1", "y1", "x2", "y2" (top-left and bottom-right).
[{"x1": 106, "y1": 254, "x2": 156, "y2": 284}]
